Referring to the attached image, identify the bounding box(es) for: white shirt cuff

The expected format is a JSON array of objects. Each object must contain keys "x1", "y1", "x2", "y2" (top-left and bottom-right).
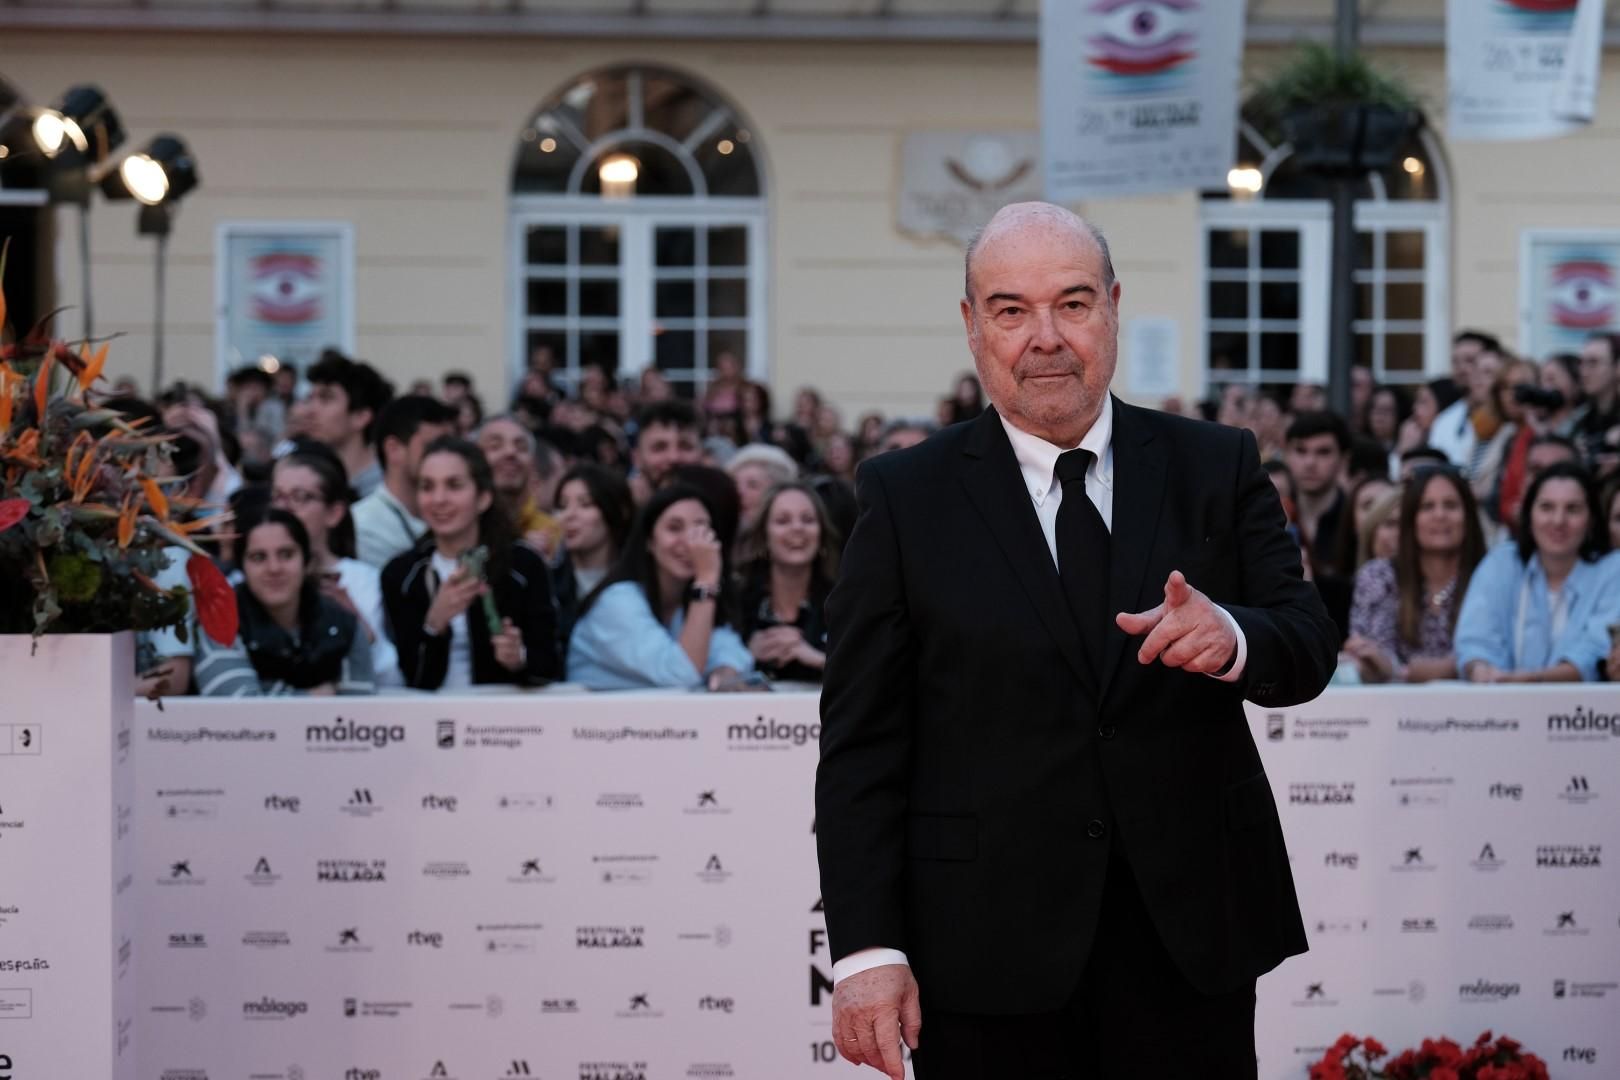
[
  {"x1": 832, "y1": 947, "x2": 910, "y2": 984},
  {"x1": 1210, "y1": 606, "x2": 1248, "y2": 683}
]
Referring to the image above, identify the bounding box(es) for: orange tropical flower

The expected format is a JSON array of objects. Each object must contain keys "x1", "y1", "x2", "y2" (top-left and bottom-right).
[
  {"x1": 116, "y1": 496, "x2": 137, "y2": 549},
  {"x1": 77, "y1": 342, "x2": 109, "y2": 393},
  {"x1": 138, "y1": 474, "x2": 170, "y2": 522},
  {"x1": 187, "y1": 554, "x2": 238, "y2": 645}
]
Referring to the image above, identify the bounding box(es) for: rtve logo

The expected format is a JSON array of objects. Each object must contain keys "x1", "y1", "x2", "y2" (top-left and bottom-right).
[
  {"x1": 343, "y1": 1070, "x2": 381, "y2": 1080},
  {"x1": 698, "y1": 995, "x2": 734, "y2": 1012},
  {"x1": 1323, "y1": 851, "x2": 1358, "y2": 869},
  {"x1": 0, "y1": 1052, "x2": 13, "y2": 1080},
  {"x1": 264, "y1": 794, "x2": 301, "y2": 812},
  {"x1": 407, "y1": 930, "x2": 444, "y2": 948},
  {"x1": 421, "y1": 794, "x2": 458, "y2": 812},
  {"x1": 1487, "y1": 782, "x2": 1523, "y2": 800},
  {"x1": 1564, "y1": 1046, "x2": 1598, "y2": 1064}
]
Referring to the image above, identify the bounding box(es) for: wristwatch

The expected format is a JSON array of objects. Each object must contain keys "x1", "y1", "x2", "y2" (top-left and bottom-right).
[{"x1": 686, "y1": 581, "x2": 721, "y2": 604}]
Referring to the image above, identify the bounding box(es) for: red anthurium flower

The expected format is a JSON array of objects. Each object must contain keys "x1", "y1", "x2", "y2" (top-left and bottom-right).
[{"x1": 187, "y1": 554, "x2": 238, "y2": 646}]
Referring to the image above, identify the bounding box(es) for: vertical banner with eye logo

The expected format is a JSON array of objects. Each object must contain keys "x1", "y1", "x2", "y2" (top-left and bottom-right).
[
  {"x1": 1520, "y1": 230, "x2": 1620, "y2": 359},
  {"x1": 216, "y1": 221, "x2": 355, "y2": 387},
  {"x1": 1447, "y1": 0, "x2": 1607, "y2": 141},
  {"x1": 1039, "y1": 0, "x2": 1247, "y2": 201}
]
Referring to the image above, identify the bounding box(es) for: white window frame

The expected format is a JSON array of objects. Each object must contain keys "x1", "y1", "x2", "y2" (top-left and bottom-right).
[
  {"x1": 1351, "y1": 201, "x2": 1450, "y2": 384},
  {"x1": 1198, "y1": 199, "x2": 1331, "y2": 400},
  {"x1": 508, "y1": 196, "x2": 768, "y2": 394}
]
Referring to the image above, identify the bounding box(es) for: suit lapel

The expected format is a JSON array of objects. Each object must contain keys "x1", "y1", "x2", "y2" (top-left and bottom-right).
[
  {"x1": 959, "y1": 408, "x2": 1097, "y2": 695},
  {"x1": 1099, "y1": 397, "x2": 1169, "y2": 704}
]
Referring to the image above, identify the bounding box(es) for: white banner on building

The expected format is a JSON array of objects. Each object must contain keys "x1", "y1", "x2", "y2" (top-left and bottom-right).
[
  {"x1": 1447, "y1": 0, "x2": 1607, "y2": 141},
  {"x1": 128, "y1": 688, "x2": 1616, "y2": 1079},
  {"x1": 1040, "y1": 0, "x2": 1247, "y2": 200}
]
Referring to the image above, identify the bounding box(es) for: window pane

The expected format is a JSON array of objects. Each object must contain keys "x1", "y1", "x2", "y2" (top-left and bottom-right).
[
  {"x1": 579, "y1": 226, "x2": 620, "y2": 267},
  {"x1": 709, "y1": 227, "x2": 748, "y2": 267},
  {"x1": 1387, "y1": 231, "x2": 1425, "y2": 271},
  {"x1": 655, "y1": 329, "x2": 696, "y2": 371},
  {"x1": 1357, "y1": 334, "x2": 1377, "y2": 368},
  {"x1": 1386, "y1": 282, "x2": 1424, "y2": 321},
  {"x1": 657, "y1": 227, "x2": 696, "y2": 267},
  {"x1": 513, "y1": 128, "x2": 581, "y2": 195},
  {"x1": 656, "y1": 280, "x2": 696, "y2": 318},
  {"x1": 1259, "y1": 332, "x2": 1300, "y2": 372},
  {"x1": 642, "y1": 75, "x2": 712, "y2": 143},
  {"x1": 1208, "y1": 281, "x2": 1247, "y2": 320},
  {"x1": 1259, "y1": 231, "x2": 1299, "y2": 269},
  {"x1": 1260, "y1": 282, "x2": 1299, "y2": 321},
  {"x1": 1386, "y1": 333, "x2": 1424, "y2": 372},
  {"x1": 526, "y1": 279, "x2": 567, "y2": 316},
  {"x1": 1208, "y1": 330, "x2": 1249, "y2": 373},
  {"x1": 694, "y1": 122, "x2": 760, "y2": 197},
  {"x1": 580, "y1": 279, "x2": 620, "y2": 318},
  {"x1": 1356, "y1": 283, "x2": 1376, "y2": 321},
  {"x1": 1209, "y1": 230, "x2": 1250, "y2": 269},
  {"x1": 708, "y1": 279, "x2": 748, "y2": 318},
  {"x1": 1354, "y1": 231, "x2": 1375, "y2": 271},
  {"x1": 526, "y1": 227, "x2": 567, "y2": 265},
  {"x1": 580, "y1": 331, "x2": 619, "y2": 372}
]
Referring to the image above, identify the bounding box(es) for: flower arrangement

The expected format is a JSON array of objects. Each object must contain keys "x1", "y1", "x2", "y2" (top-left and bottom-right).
[
  {"x1": 0, "y1": 244, "x2": 236, "y2": 645},
  {"x1": 1310, "y1": 1031, "x2": 1549, "y2": 1080}
]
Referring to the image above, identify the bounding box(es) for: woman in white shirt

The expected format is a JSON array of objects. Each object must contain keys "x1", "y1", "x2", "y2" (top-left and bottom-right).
[{"x1": 270, "y1": 446, "x2": 400, "y2": 685}]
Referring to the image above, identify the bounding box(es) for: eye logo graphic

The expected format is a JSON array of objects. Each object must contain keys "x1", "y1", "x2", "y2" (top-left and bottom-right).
[
  {"x1": 1085, "y1": 0, "x2": 1199, "y2": 92},
  {"x1": 250, "y1": 252, "x2": 324, "y2": 326},
  {"x1": 1548, "y1": 259, "x2": 1617, "y2": 330}
]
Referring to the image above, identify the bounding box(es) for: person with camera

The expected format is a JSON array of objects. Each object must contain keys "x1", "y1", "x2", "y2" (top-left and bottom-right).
[
  {"x1": 1573, "y1": 332, "x2": 1620, "y2": 477},
  {"x1": 381, "y1": 437, "x2": 560, "y2": 689}
]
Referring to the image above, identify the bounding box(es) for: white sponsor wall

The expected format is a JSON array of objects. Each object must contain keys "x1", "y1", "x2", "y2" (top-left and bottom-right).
[{"x1": 126, "y1": 688, "x2": 1617, "y2": 1080}]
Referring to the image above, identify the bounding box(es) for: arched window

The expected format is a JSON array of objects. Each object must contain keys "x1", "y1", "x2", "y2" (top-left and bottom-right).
[
  {"x1": 509, "y1": 65, "x2": 766, "y2": 398},
  {"x1": 1199, "y1": 110, "x2": 1450, "y2": 397}
]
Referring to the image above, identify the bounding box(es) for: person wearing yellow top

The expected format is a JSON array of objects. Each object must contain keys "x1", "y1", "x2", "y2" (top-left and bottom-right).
[{"x1": 477, "y1": 414, "x2": 563, "y2": 558}]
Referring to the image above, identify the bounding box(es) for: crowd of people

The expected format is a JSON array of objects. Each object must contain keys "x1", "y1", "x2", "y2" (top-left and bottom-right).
[{"x1": 117, "y1": 326, "x2": 1620, "y2": 697}]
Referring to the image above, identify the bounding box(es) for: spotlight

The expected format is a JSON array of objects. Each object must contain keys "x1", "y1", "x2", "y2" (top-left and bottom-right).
[
  {"x1": 32, "y1": 85, "x2": 124, "y2": 164},
  {"x1": 101, "y1": 135, "x2": 199, "y2": 206},
  {"x1": 598, "y1": 153, "x2": 639, "y2": 199}
]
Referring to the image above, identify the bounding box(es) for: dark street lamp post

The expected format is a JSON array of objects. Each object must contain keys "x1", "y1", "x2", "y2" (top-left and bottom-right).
[{"x1": 1327, "y1": 0, "x2": 1360, "y2": 418}]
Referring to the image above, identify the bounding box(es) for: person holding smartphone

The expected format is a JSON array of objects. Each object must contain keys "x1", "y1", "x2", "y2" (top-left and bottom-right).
[
  {"x1": 566, "y1": 484, "x2": 754, "y2": 691},
  {"x1": 382, "y1": 437, "x2": 560, "y2": 689}
]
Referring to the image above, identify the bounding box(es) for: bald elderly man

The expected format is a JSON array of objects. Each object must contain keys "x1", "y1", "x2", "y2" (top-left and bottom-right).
[{"x1": 815, "y1": 203, "x2": 1337, "y2": 1078}]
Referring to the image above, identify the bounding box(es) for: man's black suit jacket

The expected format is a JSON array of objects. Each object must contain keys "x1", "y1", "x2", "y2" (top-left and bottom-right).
[{"x1": 815, "y1": 399, "x2": 1338, "y2": 1016}]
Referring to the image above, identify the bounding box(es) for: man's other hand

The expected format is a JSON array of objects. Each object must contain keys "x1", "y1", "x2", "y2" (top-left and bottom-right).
[
  {"x1": 1116, "y1": 570, "x2": 1237, "y2": 675},
  {"x1": 831, "y1": 963, "x2": 920, "y2": 1079}
]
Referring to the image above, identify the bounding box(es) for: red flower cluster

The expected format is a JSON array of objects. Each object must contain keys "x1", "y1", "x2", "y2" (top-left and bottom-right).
[{"x1": 1309, "y1": 1031, "x2": 1547, "y2": 1080}]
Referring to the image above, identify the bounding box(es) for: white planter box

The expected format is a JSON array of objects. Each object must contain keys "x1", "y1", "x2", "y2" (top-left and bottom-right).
[{"x1": 0, "y1": 632, "x2": 136, "y2": 1080}]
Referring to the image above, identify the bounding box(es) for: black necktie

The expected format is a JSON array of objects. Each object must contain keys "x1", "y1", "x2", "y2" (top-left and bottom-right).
[{"x1": 1054, "y1": 448, "x2": 1110, "y2": 669}]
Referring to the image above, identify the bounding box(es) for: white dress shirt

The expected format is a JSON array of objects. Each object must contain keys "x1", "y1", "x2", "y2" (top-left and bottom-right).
[{"x1": 831, "y1": 399, "x2": 1249, "y2": 985}]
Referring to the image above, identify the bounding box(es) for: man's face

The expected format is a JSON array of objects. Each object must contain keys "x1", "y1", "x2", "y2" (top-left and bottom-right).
[
  {"x1": 1452, "y1": 338, "x2": 1483, "y2": 385},
  {"x1": 398, "y1": 421, "x2": 455, "y2": 483},
  {"x1": 1469, "y1": 349, "x2": 1503, "y2": 407},
  {"x1": 1579, "y1": 337, "x2": 1618, "y2": 399},
  {"x1": 442, "y1": 381, "x2": 468, "y2": 405},
  {"x1": 634, "y1": 421, "x2": 701, "y2": 487},
  {"x1": 476, "y1": 418, "x2": 535, "y2": 497},
  {"x1": 306, "y1": 382, "x2": 368, "y2": 448},
  {"x1": 959, "y1": 222, "x2": 1119, "y2": 443},
  {"x1": 1285, "y1": 433, "x2": 1344, "y2": 498},
  {"x1": 1525, "y1": 441, "x2": 1577, "y2": 480}
]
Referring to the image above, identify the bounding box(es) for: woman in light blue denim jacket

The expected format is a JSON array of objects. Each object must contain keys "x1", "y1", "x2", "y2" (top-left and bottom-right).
[
  {"x1": 1456, "y1": 463, "x2": 1620, "y2": 682},
  {"x1": 568, "y1": 484, "x2": 754, "y2": 691}
]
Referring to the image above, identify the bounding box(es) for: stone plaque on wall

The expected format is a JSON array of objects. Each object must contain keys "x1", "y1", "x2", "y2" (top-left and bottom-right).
[{"x1": 897, "y1": 131, "x2": 1042, "y2": 245}]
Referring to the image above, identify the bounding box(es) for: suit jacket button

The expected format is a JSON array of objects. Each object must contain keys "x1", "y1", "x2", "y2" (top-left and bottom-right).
[
  {"x1": 1098, "y1": 724, "x2": 1117, "y2": 740},
  {"x1": 1086, "y1": 819, "x2": 1106, "y2": 839}
]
